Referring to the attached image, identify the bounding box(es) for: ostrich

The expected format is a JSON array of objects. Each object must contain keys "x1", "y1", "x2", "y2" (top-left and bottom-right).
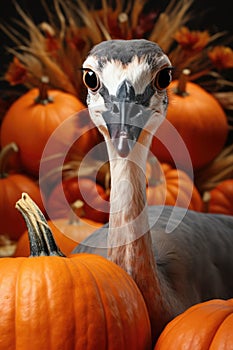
[{"x1": 73, "y1": 39, "x2": 233, "y2": 343}]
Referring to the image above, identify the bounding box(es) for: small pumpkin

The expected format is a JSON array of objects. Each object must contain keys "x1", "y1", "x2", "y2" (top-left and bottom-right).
[
  {"x1": 146, "y1": 159, "x2": 203, "y2": 211},
  {"x1": 154, "y1": 298, "x2": 233, "y2": 350},
  {"x1": 46, "y1": 177, "x2": 110, "y2": 223},
  {"x1": 1, "y1": 77, "x2": 85, "y2": 175},
  {"x1": 204, "y1": 179, "x2": 233, "y2": 215},
  {"x1": 151, "y1": 69, "x2": 228, "y2": 170},
  {"x1": 0, "y1": 143, "x2": 45, "y2": 240},
  {"x1": 14, "y1": 200, "x2": 103, "y2": 257},
  {"x1": 0, "y1": 193, "x2": 151, "y2": 350}
]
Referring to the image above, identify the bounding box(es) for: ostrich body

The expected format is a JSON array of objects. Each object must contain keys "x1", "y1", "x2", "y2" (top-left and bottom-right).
[{"x1": 74, "y1": 39, "x2": 233, "y2": 343}]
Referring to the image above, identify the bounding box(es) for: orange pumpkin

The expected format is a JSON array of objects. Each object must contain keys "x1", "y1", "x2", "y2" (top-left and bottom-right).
[
  {"x1": 154, "y1": 299, "x2": 233, "y2": 350},
  {"x1": 206, "y1": 179, "x2": 233, "y2": 215},
  {"x1": 0, "y1": 193, "x2": 151, "y2": 350},
  {"x1": 0, "y1": 143, "x2": 45, "y2": 240},
  {"x1": 151, "y1": 70, "x2": 228, "y2": 170},
  {"x1": 1, "y1": 77, "x2": 85, "y2": 175},
  {"x1": 46, "y1": 177, "x2": 110, "y2": 223},
  {"x1": 146, "y1": 159, "x2": 203, "y2": 211}
]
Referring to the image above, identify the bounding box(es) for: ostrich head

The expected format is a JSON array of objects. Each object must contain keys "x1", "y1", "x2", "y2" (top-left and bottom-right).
[{"x1": 82, "y1": 39, "x2": 173, "y2": 158}]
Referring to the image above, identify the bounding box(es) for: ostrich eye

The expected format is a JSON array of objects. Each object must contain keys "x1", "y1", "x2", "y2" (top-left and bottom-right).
[
  {"x1": 153, "y1": 68, "x2": 173, "y2": 91},
  {"x1": 83, "y1": 69, "x2": 100, "y2": 92}
]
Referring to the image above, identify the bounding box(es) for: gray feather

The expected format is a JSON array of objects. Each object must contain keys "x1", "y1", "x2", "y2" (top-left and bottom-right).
[{"x1": 73, "y1": 205, "x2": 233, "y2": 304}]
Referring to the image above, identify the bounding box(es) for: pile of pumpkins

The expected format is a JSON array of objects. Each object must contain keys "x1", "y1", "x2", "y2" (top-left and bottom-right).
[{"x1": 0, "y1": 73, "x2": 232, "y2": 349}]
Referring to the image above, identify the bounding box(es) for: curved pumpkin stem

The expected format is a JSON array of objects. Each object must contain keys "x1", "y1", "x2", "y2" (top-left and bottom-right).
[
  {"x1": 0, "y1": 142, "x2": 19, "y2": 179},
  {"x1": 202, "y1": 191, "x2": 211, "y2": 213},
  {"x1": 175, "y1": 68, "x2": 191, "y2": 96},
  {"x1": 16, "y1": 193, "x2": 65, "y2": 257},
  {"x1": 69, "y1": 200, "x2": 85, "y2": 225},
  {"x1": 34, "y1": 76, "x2": 54, "y2": 105},
  {"x1": 147, "y1": 157, "x2": 164, "y2": 187}
]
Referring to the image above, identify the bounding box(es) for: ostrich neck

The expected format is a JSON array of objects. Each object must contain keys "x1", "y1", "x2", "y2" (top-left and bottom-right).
[{"x1": 107, "y1": 141, "x2": 170, "y2": 341}]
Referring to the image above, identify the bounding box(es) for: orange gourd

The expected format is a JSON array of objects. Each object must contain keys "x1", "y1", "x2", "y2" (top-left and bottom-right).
[
  {"x1": 0, "y1": 193, "x2": 151, "y2": 350},
  {"x1": 154, "y1": 299, "x2": 233, "y2": 350},
  {"x1": 151, "y1": 69, "x2": 228, "y2": 170},
  {"x1": 1, "y1": 77, "x2": 85, "y2": 175},
  {"x1": 46, "y1": 177, "x2": 110, "y2": 223},
  {"x1": 0, "y1": 143, "x2": 45, "y2": 240},
  {"x1": 146, "y1": 159, "x2": 203, "y2": 211},
  {"x1": 206, "y1": 179, "x2": 233, "y2": 215}
]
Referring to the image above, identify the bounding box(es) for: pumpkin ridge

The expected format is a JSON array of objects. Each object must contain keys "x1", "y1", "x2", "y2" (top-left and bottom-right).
[
  {"x1": 155, "y1": 299, "x2": 233, "y2": 349},
  {"x1": 204, "y1": 304, "x2": 233, "y2": 348},
  {"x1": 155, "y1": 302, "x2": 200, "y2": 347},
  {"x1": 68, "y1": 255, "x2": 109, "y2": 350},
  {"x1": 58, "y1": 257, "x2": 81, "y2": 349},
  {"x1": 14, "y1": 258, "x2": 25, "y2": 350},
  {"x1": 65, "y1": 255, "x2": 101, "y2": 350},
  {"x1": 78, "y1": 255, "x2": 146, "y2": 350},
  {"x1": 44, "y1": 256, "x2": 79, "y2": 349},
  {"x1": 73, "y1": 255, "x2": 110, "y2": 350},
  {"x1": 14, "y1": 257, "x2": 47, "y2": 348},
  {"x1": 210, "y1": 312, "x2": 233, "y2": 348},
  {"x1": 91, "y1": 256, "x2": 150, "y2": 349},
  {"x1": 47, "y1": 257, "x2": 69, "y2": 347}
]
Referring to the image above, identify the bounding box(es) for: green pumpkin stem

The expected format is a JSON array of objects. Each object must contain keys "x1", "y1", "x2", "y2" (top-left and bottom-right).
[
  {"x1": 34, "y1": 76, "x2": 54, "y2": 105},
  {"x1": 175, "y1": 68, "x2": 191, "y2": 97},
  {"x1": 15, "y1": 193, "x2": 65, "y2": 257},
  {"x1": 0, "y1": 142, "x2": 19, "y2": 179}
]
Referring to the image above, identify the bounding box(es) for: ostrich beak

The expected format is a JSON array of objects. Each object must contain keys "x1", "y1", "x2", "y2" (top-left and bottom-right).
[{"x1": 102, "y1": 80, "x2": 151, "y2": 157}]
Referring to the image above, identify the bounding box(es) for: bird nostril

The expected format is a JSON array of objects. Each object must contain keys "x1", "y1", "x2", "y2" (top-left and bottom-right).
[
  {"x1": 129, "y1": 104, "x2": 141, "y2": 119},
  {"x1": 112, "y1": 104, "x2": 119, "y2": 114}
]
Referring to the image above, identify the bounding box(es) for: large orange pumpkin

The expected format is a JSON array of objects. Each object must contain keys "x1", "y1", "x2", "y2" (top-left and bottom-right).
[
  {"x1": 146, "y1": 159, "x2": 203, "y2": 211},
  {"x1": 0, "y1": 77, "x2": 85, "y2": 175},
  {"x1": 154, "y1": 299, "x2": 233, "y2": 350},
  {"x1": 206, "y1": 179, "x2": 233, "y2": 215},
  {"x1": 0, "y1": 193, "x2": 151, "y2": 350},
  {"x1": 0, "y1": 143, "x2": 45, "y2": 240},
  {"x1": 151, "y1": 70, "x2": 228, "y2": 170}
]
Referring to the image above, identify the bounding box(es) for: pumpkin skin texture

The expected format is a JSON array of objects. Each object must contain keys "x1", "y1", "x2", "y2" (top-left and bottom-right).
[
  {"x1": 0, "y1": 173, "x2": 44, "y2": 240},
  {"x1": 207, "y1": 179, "x2": 233, "y2": 215},
  {"x1": 154, "y1": 299, "x2": 233, "y2": 350},
  {"x1": 1, "y1": 84, "x2": 85, "y2": 175},
  {"x1": 0, "y1": 143, "x2": 45, "y2": 240},
  {"x1": 151, "y1": 80, "x2": 228, "y2": 170},
  {"x1": 1, "y1": 193, "x2": 151, "y2": 350},
  {"x1": 0, "y1": 254, "x2": 151, "y2": 350},
  {"x1": 146, "y1": 162, "x2": 203, "y2": 212}
]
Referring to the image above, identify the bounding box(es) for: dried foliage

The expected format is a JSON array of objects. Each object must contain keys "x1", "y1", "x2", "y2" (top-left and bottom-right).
[
  {"x1": 195, "y1": 144, "x2": 233, "y2": 193},
  {"x1": 1, "y1": 0, "x2": 233, "y2": 106}
]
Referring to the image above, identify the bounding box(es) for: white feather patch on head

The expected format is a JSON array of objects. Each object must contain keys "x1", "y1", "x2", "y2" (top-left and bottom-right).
[{"x1": 101, "y1": 57, "x2": 152, "y2": 95}]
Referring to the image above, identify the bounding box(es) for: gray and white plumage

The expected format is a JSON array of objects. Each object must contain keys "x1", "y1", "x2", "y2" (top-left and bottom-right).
[
  {"x1": 74, "y1": 39, "x2": 233, "y2": 344},
  {"x1": 75, "y1": 206, "x2": 233, "y2": 300}
]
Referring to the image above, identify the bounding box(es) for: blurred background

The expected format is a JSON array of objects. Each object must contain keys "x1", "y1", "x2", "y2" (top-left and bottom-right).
[{"x1": 0, "y1": 0, "x2": 232, "y2": 82}]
